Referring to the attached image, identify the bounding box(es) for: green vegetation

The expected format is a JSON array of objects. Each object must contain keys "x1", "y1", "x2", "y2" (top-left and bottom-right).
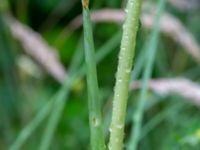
[
  {"x1": 108, "y1": 0, "x2": 141, "y2": 150},
  {"x1": 1, "y1": 0, "x2": 200, "y2": 150},
  {"x1": 82, "y1": 0, "x2": 105, "y2": 149}
]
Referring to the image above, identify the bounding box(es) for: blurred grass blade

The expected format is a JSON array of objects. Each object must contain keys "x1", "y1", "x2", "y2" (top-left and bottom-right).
[
  {"x1": 9, "y1": 100, "x2": 53, "y2": 150},
  {"x1": 127, "y1": 0, "x2": 167, "y2": 149},
  {"x1": 38, "y1": 36, "x2": 84, "y2": 150},
  {"x1": 131, "y1": 48, "x2": 146, "y2": 81},
  {"x1": 82, "y1": 0, "x2": 106, "y2": 149},
  {"x1": 69, "y1": 37, "x2": 84, "y2": 74},
  {"x1": 96, "y1": 30, "x2": 121, "y2": 62},
  {"x1": 141, "y1": 102, "x2": 185, "y2": 139},
  {"x1": 38, "y1": 75, "x2": 76, "y2": 150}
]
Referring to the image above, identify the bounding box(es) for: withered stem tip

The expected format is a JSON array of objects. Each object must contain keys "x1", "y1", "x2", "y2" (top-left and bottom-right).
[{"x1": 82, "y1": 0, "x2": 89, "y2": 9}]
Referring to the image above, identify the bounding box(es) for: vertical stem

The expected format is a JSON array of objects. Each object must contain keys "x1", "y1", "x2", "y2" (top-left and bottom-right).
[
  {"x1": 82, "y1": 0, "x2": 105, "y2": 150},
  {"x1": 108, "y1": 0, "x2": 142, "y2": 150},
  {"x1": 128, "y1": 0, "x2": 167, "y2": 149}
]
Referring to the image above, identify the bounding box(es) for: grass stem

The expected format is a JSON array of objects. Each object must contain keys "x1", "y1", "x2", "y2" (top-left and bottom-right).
[
  {"x1": 108, "y1": 0, "x2": 142, "y2": 150},
  {"x1": 82, "y1": 0, "x2": 106, "y2": 149}
]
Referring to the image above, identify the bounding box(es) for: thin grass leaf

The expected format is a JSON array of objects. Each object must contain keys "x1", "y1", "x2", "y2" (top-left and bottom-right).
[
  {"x1": 127, "y1": 0, "x2": 167, "y2": 149},
  {"x1": 82, "y1": 0, "x2": 106, "y2": 149},
  {"x1": 68, "y1": 37, "x2": 84, "y2": 74},
  {"x1": 131, "y1": 48, "x2": 146, "y2": 81},
  {"x1": 38, "y1": 76, "x2": 75, "y2": 150},
  {"x1": 96, "y1": 30, "x2": 121, "y2": 62}
]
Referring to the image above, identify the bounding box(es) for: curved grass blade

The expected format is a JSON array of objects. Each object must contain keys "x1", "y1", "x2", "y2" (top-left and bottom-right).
[{"x1": 127, "y1": 0, "x2": 167, "y2": 149}]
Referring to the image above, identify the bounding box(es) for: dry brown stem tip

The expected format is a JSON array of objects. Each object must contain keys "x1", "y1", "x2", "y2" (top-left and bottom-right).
[{"x1": 82, "y1": 0, "x2": 89, "y2": 9}]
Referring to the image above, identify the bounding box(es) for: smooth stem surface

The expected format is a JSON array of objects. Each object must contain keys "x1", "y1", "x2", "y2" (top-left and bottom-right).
[
  {"x1": 108, "y1": 0, "x2": 141, "y2": 150},
  {"x1": 82, "y1": 0, "x2": 105, "y2": 149},
  {"x1": 128, "y1": 0, "x2": 167, "y2": 149}
]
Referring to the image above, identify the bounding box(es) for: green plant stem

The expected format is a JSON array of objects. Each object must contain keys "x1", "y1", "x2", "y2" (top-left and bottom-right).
[
  {"x1": 108, "y1": 0, "x2": 142, "y2": 150},
  {"x1": 128, "y1": 0, "x2": 167, "y2": 149},
  {"x1": 82, "y1": 0, "x2": 105, "y2": 149}
]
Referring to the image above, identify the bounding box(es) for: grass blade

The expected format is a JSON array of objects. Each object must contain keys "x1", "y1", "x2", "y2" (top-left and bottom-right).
[
  {"x1": 82, "y1": 0, "x2": 106, "y2": 149},
  {"x1": 38, "y1": 75, "x2": 75, "y2": 150},
  {"x1": 127, "y1": 0, "x2": 167, "y2": 149}
]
